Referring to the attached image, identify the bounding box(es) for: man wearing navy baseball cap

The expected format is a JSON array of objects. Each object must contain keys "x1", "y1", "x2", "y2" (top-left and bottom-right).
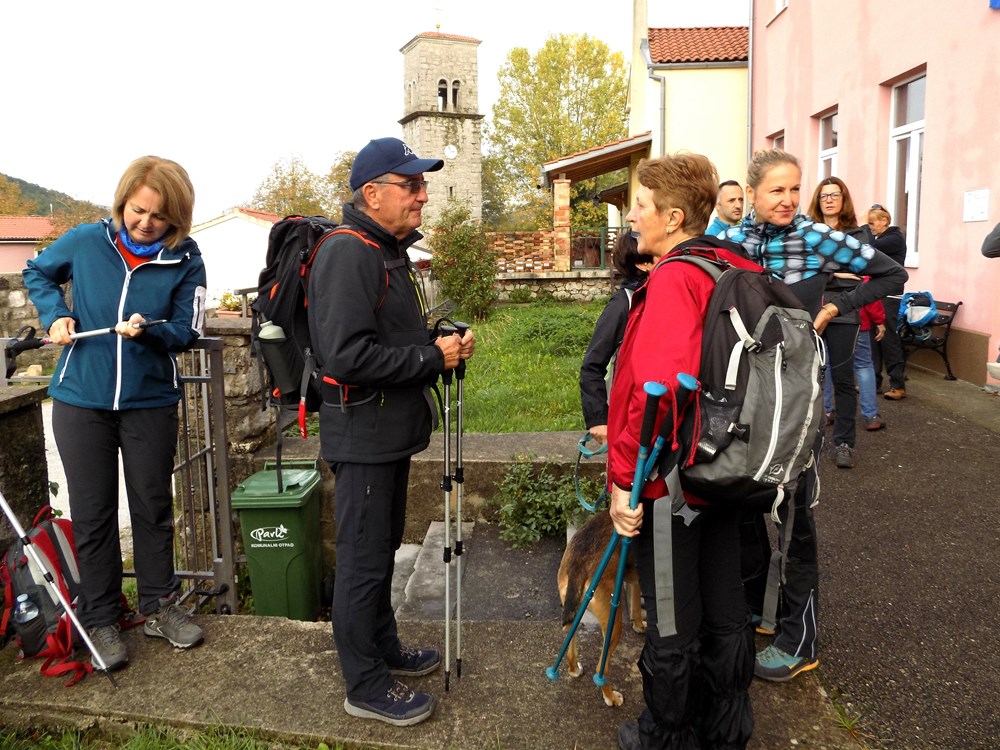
[
  {"x1": 349, "y1": 136, "x2": 444, "y2": 192},
  {"x1": 308, "y1": 136, "x2": 473, "y2": 728}
]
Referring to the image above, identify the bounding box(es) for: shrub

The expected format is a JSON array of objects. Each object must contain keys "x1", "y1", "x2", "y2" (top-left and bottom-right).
[
  {"x1": 492, "y1": 453, "x2": 604, "y2": 549},
  {"x1": 429, "y1": 201, "x2": 499, "y2": 321}
]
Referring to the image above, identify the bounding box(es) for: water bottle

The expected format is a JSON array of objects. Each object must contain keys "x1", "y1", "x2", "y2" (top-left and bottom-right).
[
  {"x1": 258, "y1": 319, "x2": 299, "y2": 397},
  {"x1": 12, "y1": 593, "x2": 47, "y2": 657}
]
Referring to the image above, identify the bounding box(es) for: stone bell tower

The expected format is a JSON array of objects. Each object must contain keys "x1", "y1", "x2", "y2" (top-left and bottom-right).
[{"x1": 399, "y1": 31, "x2": 484, "y2": 229}]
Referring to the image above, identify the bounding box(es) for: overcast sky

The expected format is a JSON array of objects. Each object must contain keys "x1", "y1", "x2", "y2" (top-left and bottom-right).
[{"x1": 3, "y1": 0, "x2": 749, "y2": 224}]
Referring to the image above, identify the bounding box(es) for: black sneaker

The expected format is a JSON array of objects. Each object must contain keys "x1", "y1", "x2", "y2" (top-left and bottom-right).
[
  {"x1": 834, "y1": 443, "x2": 855, "y2": 469},
  {"x1": 388, "y1": 646, "x2": 441, "y2": 677},
  {"x1": 88, "y1": 624, "x2": 127, "y2": 671},
  {"x1": 343, "y1": 680, "x2": 435, "y2": 726}
]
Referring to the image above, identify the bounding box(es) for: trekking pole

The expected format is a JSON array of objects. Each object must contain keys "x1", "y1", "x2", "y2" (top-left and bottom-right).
[
  {"x1": 61, "y1": 319, "x2": 168, "y2": 340},
  {"x1": 452, "y1": 321, "x2": 469, "y2": 681},
  {"x1": 437, "y1": 323, "x2": 458, "y2": 691},
  {"x1": 593, "y1": 374, "x2": 697, "y2": 690},
  {"x1": 0, "y1": 490, "x2": 118, "y2": 688},
  {"x1": 546, "y1": 381, "x2": 667, "y2": 683}
]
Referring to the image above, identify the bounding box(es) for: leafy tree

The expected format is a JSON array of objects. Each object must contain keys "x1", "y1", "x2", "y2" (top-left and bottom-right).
[
  {"x1": 485, "y1": 34, "x2": 628, "y2": 228},
  {"x1": 0, "y1": 175, "x2": 38, "y2": 214},
  {"x1": 249, "y1": 153, "x2": 357, "y2": 222},
  {"x1": 429, "y1": 201, "x2": 499, "y2": 321}
]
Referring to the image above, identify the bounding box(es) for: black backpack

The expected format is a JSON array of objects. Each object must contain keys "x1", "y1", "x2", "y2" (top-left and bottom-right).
[
  {"x1": 661, "y1": 248, "x2": 824, "y2": 517},
  {"x1": 250, "y1": 215, "x2": 345, "y2": 436}
]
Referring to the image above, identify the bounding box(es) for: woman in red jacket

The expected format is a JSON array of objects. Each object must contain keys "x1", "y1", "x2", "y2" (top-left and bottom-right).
[{"x1": 608, "y1": 153, "x2": 759, "y2": 750}]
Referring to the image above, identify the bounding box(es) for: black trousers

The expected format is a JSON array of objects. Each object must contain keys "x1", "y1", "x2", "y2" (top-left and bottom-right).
[
  {"x1": 823, "y1": 323, "x2": 860, "y2": 448},
  {"x1": 873, "y1": 297, "x2": 907, "y2": 391},
  {"x1": 328, "y1": 458, "x2": 410, "y2": 701},
  {"x1": 52, "y1": 400, "x2": 180, "y2": 628},
  {"x1": 631, "y1": 503, "x2": 754, "y2": 749}
]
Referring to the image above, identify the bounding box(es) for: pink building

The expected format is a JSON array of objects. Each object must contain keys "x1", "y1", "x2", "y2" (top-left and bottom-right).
[
  {"x1": 0, "y1": 215, "x2": 54, "y2": 273},
  {"x1": 750, "y1": 0, "x2": 1000, "y2": 385}
]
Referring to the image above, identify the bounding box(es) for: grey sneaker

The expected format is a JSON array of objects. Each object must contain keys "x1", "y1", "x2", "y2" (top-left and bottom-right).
[
  {"x1": 834, "y1": 443, "x2": 855, "y2": 469},
  {"x1": 88, "y1": 624, "x2": 127, "y2": 671},
  {"x1": 144, "y1": 602, "x2": 204, "y2": 649}
]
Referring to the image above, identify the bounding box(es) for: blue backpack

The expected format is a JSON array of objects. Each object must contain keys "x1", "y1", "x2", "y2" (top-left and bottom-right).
[{"x1": 898, "y1": 291, "x2": 938, "y2": 340}]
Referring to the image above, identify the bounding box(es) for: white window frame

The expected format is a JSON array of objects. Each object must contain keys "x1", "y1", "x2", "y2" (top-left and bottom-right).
[
  {"x1": 771, "y1": 131, "x2": 785, "y2": 151},
  {"x1": 818, "y1": 111, "x2": 839, "y2": 180},
  {"x1": 887, "y1": 75, "x2": 926, "y2": 266}
]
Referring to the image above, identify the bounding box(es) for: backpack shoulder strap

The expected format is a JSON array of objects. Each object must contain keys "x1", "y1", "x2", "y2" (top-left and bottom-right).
[{"x1": 660, "y1": 249, "x2": 728, "y2": 282}]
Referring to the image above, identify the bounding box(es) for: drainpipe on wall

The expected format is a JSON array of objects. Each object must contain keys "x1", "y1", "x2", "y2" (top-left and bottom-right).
[
  {"x1": 641, "y1": 39, "x2": 666, "y2": 157},
  {"x1": 747, "y1": 0, "x2": 755, "y2": 162}
]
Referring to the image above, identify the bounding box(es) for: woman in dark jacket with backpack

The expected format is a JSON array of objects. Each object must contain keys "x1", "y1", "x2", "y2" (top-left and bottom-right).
[
  {"x1": 579, "y1": 232, "x2": 652, "y2": 444},
  {"x1": 867, "y1": 205, "x2": 909, "y2": 398},
  {"x1": 722, "y1": 149, "x2": 906, "y2": 686},
  {"x1": 23, "y1": 156, "x2": 207, "y2": 673}
]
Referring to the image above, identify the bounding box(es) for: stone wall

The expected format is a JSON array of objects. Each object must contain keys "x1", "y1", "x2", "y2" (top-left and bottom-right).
[
  {"x1": 497, "y1": 269, "x2": 613, "y2": 302},
  {"x1": 0, "y1": 272, "x2": 63, "y2": 374},
  {"x1": 0, "y1": 386, "x2": 49, "y2": 552}
]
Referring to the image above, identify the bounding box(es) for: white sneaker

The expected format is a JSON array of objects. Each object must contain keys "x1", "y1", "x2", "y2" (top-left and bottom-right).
[{"x1": 987, "y1": 362, "x2": 1000, "y2": 381}]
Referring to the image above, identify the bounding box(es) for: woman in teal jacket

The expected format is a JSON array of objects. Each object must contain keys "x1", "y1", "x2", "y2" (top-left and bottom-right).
[{"x1": 23, "y1": 156, "x2": 207, "y2": 673}]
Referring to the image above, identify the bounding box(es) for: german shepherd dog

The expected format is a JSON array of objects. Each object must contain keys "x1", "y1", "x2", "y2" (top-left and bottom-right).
[{"x1": 557, "y1": 510, "x2": 645, "y2": 707}]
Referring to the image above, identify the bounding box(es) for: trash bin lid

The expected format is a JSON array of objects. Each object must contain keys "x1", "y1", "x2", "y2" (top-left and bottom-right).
[{"x1": 231, "y1": 469, "x2": 320, "y2": 508}]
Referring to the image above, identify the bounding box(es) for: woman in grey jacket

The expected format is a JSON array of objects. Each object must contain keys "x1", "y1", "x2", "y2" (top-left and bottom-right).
[{"x1": 23, "y1": 156, "x2": 207, "y2": 673}]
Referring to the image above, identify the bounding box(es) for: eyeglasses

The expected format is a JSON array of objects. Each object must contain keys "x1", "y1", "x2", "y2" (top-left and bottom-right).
[
  {"x1": 819, "y1": 191, "x2": 842, "y2": 202},
  {"x1": 871, "y1": 203, "x2": 885, "y2": 210},
  {"x1": 371, "y1": 179, "x2": 428, "y2": 193}
]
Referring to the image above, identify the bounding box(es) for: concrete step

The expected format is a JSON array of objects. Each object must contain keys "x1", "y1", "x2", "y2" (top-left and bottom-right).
[{"x1": 394, "y1": 521, "x2": 474, "y2": 621}]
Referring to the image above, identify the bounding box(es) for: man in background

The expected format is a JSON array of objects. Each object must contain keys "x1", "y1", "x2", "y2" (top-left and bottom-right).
[{"x1": 707, "y1": 180, "x2": 745, "y2": 236}]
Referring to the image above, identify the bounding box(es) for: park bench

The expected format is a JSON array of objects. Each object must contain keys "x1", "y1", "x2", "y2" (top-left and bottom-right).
[{"x1": 890, "y1": 295, "x2": 963, "y2": 380}]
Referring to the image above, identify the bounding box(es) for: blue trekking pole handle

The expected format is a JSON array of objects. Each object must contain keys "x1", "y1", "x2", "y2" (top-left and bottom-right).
[
  {"x1": 594, "y1": 381, "x2": 666, "y2": 690},
  {"x1": 641, "y1": 373, "x2": 700, "y2": 480}
]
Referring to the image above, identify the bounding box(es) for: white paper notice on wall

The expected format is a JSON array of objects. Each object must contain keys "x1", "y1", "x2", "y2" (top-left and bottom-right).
[{"x1": 963, "y1": 188, "x2": 990, "y2": 222}]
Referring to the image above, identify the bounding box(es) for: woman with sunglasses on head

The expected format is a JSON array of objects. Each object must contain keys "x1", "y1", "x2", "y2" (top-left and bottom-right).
[
  {"x1": 805, "y1": 177, "x2": 877, "y2": 466},
  {"x1": 722, "y1": 150, "x2": 906, "y2": 685}
]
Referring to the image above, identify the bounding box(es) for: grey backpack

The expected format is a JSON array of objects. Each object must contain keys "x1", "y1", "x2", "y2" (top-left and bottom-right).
[{"x1": 665, "y1": 250, "x2": 824, "y2": 517}]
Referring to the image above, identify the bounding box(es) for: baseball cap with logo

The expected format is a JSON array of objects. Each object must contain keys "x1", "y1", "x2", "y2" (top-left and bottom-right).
[{"x1": 349, "y1": 137, "x2": 444, "y2": 191}]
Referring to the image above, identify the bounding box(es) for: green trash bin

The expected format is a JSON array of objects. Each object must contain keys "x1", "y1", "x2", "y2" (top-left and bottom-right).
[{"x1": 231, "y1": 459, "x2": 322, "y2": 621}]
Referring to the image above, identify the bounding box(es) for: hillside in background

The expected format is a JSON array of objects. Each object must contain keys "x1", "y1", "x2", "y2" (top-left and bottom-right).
[{"x1": 0, "y1": 173, "x2": 108, "y2": 216}]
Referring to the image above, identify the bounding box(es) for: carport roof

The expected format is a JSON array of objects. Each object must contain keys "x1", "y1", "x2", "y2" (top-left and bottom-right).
[{"x1": 540, "y1": 131, "x2": 652, "y2": 188}]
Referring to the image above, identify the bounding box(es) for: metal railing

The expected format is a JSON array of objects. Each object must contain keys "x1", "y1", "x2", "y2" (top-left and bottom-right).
[{"x1": 2, "y1": 337, "x2": 239, "y2": 614}]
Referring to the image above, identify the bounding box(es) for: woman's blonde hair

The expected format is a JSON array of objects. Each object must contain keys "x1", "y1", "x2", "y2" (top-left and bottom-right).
[
  {"x1": 636, "y1": 152, "x2": 719, "y2": 235},
  {"x1": 112, "y1": 156, "x2": 195, "y2": 249},
  {"x1": 868, "y1": 206, "x2": 892, "y2": 224},
  {"x1": 746, "y1": 148, "x2": 800, "y2": 189}
]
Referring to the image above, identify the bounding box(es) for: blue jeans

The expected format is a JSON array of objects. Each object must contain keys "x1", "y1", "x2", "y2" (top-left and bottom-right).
[{"x1": 824, "y1": 329, "x2": 878, "y2": 420}]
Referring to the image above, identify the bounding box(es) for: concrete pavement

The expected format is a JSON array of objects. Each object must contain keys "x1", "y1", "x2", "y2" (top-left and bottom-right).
[{"x1": 1, "y1": 365, "x2": 997, "y2": 748}]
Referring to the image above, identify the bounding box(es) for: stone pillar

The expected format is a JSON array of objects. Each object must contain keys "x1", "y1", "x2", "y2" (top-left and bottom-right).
[
  {"x1": 0, "y1": 385, "x2": 50, "y2": 551},
  {"x1": 553, "y1": 179, "x2": 572, "y2": 271}
]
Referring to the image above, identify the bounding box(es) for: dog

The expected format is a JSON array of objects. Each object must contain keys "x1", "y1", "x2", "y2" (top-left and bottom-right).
[{"x1": 557, "y1": 510, "x2": 645, "y2": 707}]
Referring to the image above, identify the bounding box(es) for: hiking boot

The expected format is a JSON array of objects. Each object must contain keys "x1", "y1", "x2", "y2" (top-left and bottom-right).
[
  {"x1": 865, "y1": 415, "x2": 886, "y2": 431},
  {"x1": 388, "y1": 646, "x2": 441, "y2": 677},
  {"x1": 884, "y1": 388, "x2": 906, "y2": 400},
  {"x1": 751, "y1": 613, "x2": 775, "y2": 636},
  {"x1": 617, "y1": 720, "x2": 641, "y2": 750},
  {"x1": 834, "y1": 443, "x2": 855, "y2": 469},
  {"x1": 343, "y1": 680, "x2": 435, "y2": 726},
  {"x1": 754, "y1": 644, "x2": 818, "y2": 682},
  {"x1": 144, "y1": 601, "x2": 204, "y2": 649},
  {"x1": 88, "y1": 624, "x2": 127, "y2": 671}
]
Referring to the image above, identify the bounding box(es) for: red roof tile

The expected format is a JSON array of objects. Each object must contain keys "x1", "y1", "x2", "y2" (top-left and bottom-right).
[
  {"x1": 0, "y1": 215, "x2": 56, "y2": 241},
  {"x1": 648, "y1": 27, "x2": 748, "y2": 64},
  {"x1": 236, "y1": 207, "x2": 282, "y2": 224}
]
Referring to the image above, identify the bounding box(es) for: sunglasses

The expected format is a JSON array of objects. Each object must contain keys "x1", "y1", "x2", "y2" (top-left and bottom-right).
[
  {"x1": 819, "y1": 191, "x2": 842, "y2": 201},
  {"x1": 871, "y1": 203, "x2": 885, "y2": 210},
  {"x1": 372, "y1": 179, "x2": 429, "y2": 194}
]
